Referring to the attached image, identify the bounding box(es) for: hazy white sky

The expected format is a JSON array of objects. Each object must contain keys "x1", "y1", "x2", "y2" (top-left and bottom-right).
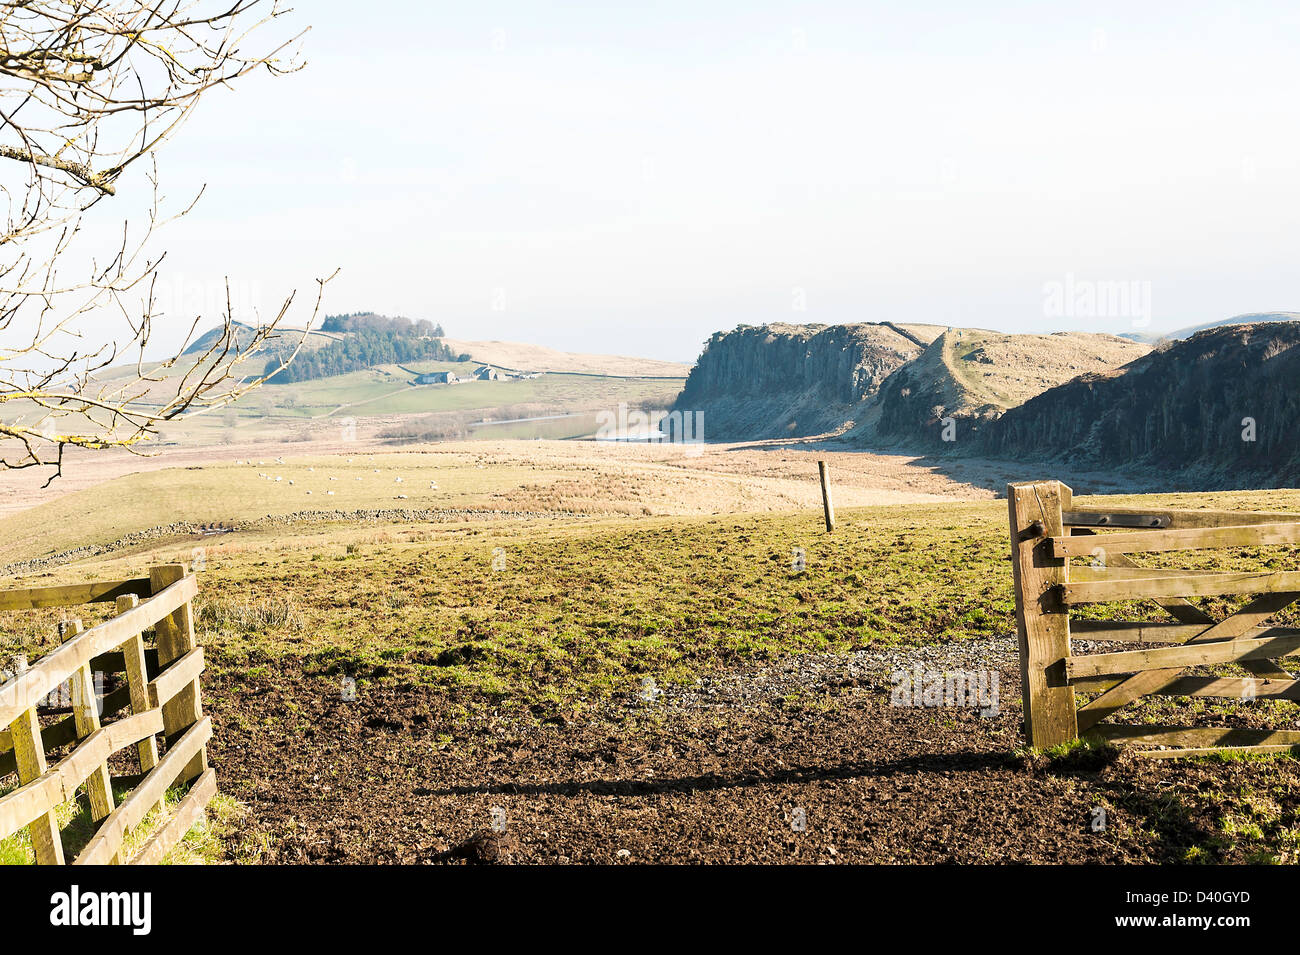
[{"x1": 121, "y1": 0, "x2": 1300, "y2": 361}]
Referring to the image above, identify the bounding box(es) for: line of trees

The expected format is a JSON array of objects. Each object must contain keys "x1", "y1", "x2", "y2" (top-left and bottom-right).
[
  {"x1": 320, "y1": 313, "x2": 444, "y2": 337},
  {"x1": 264, "y1": 325, "x2": 457, "y2": 383}
]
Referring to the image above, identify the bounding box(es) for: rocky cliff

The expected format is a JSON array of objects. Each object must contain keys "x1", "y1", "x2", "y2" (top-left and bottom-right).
[
  {"x1": 978, "y1": 323, "x2": 1300, "y2": 486},
  {"x1": 673, "y1": 323, "x2": 935, "y2": 439}
]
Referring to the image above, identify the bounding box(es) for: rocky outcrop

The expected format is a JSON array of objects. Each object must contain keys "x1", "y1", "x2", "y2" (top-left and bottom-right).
[
  {"x1": 868, "y1": 329, "x2": 1149, "y2": 446},
  {"x1": 672, "y1": 323, "x2": 926, "y2": 439},
  {"x1": 978, "y1": 323, "x2": 1300, "y2": 486}
]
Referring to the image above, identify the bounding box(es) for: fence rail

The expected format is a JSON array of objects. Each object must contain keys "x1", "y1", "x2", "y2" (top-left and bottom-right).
[
  {"x1": 1010, "y1": 480, "x2": 1300, "y2": 758},
  {"x1": 0, "y1": 563, "x2": 212, "y2": 864}
]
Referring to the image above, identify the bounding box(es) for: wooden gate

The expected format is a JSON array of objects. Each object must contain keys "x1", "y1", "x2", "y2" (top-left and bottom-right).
[
  {"x1": 0, "y1": 563, "x2": 213, "y2": 863},
  {"x1": 1009, "y1": 480, "x2": 1300, "y2": 758}
]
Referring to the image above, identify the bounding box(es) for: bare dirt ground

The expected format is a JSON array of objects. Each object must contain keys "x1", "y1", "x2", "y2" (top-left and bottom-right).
[{"x1": 208, "y1": 637, "x2": 1300, "y2": 864}]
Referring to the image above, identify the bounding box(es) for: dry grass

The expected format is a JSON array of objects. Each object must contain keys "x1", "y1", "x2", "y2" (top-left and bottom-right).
[
  {"x1": 196, "y1": 594, "x2": 306, "y2": 634},
  {"x1": 945, "y1": 329, "x2": 1150, "y2": 410},
  {"x1": 439, "y1": 338, "x2": 691, "y2": 377},
  {"x1": 0, "y1": 441, "x2": 1004, "y2": 565}
]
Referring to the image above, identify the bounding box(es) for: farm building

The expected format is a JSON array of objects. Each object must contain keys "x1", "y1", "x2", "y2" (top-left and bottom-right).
[
  {"x1": 474, "y1": 366, "x2": 505, "y2": 381},
  {"x1": 413, "y1": 371, "x2": 462, "y2": 385}
]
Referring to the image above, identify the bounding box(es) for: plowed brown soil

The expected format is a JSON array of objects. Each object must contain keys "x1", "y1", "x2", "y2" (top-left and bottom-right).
[{"x1": 205, "y1": 654, "x2": 1300, "y2": 864}]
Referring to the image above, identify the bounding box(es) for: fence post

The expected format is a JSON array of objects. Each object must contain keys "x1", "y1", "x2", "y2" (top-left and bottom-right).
[
  {"x1": 1008, "y1": 480, "x2": 1077, "y2": 748},
  {"x1": 117, "y1": 593, "x2": 162, "y2": 817},
  {"x1": 67, "y1": 619, "x2": 118, "y2": 860},
  {"x1": 150, "y1": 564, "x2": 207, "y2": 785},
  {"x1": 818, "y1": 460, "x2": 836, "y2": 533},
  {"x1": 8, "y1": 706, "x2": 64, "y2": 864}
]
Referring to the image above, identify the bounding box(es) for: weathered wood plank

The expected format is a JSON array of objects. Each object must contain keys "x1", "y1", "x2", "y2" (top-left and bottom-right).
[
  {"x1": 0, "y1": 710, "x2": 162, "y2": 841},
  {"x1": 1076, "y1": 675, "x2": 1300, "y2": 699},
  {"x1": 1009, "y1": 480, "x2": 1077, "y2": 747},
  {"x1": 1064, "y1": 505, "x2": 1300, "y2": 530},
  {"x1": 1063, "y1": 542, "x2": 1212, "y2": 624},
  {"x1": 6, "y1": 706, "x2": 64, "y2": 863},
  {"x1": 73, "y1": 716, "x2": 212, "y2": 865},
  {"x1": 1066, "y1": 630, "x2": 1300, "y2": 680},
  {"x1": 1069, "y1": 620, "x2": 1300, "y2": 644},
  {"x1": 1069, "y1": 565, "x2": 1223, "y2": 581},
  {"x1": 148, "y1": 648, "x2": 204, "y2": 710},
  {"x1": 1051, "y1": 521, "x2": 1300, "y2": 558},
  {"x1": 1074, "y1": 593, "x2": 1300, "y2": 729},
  {"x1": 150, "y1": 565, "x2": 206, "y2": 786},
  {"x1": 1092, "y1": 724, "x2": 1300, "y2": 748},
  {"x1": 0, "y1": 573, "x2": 197, "y2": 728},
  {"x1": 66, "y1": 620, "x2": 116, "y2": 857},
  {"x1": 1062, "y1": 570, "x2": 1300, "y2": 604},
  {"x1": 0, "y1": 578, "x2": 151, "y2": 611},
  {"x1": 0, "y1": 683, "x2": 132, "y2": 777},
  {"x1": 129, "y1": 769, "x2": 217, "y2": 866},
  {"x1": 1137, "y1": 744, "x2": 1300, "y2": 759},
  {"x1": 117, "y1": 595, "x2": 160, "y2": 811},
  {"x1": 1062, "y1": 511, "x2": 1170, "y2": 529},
  {"x1": 1096, "y1": 550, "x2": 1295, "y2": 682}
]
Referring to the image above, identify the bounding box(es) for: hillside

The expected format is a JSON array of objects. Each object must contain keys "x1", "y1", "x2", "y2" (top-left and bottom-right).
[
  {"x1": 182, "y1": 320, "x2": 342, "y2": 356},
  {"x1": 978, "y1": 322, "x2": 1300, "y2": 486},
  {"x1": 440, "y1": 338, "x2": 690, "y2": 377},
  {"x1": 865, "y1": 329, "x2": 1150, "y2": 442},
  {"x1": 672, "y1": 322, "x2": 943, "y2": 439},
  {"x1": 3, "y1": 323, "x2": 690, "y2": 454}
]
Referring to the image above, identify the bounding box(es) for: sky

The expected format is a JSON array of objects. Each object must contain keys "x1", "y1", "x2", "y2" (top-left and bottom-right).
[{"x1": 100, "y1": 0, "x2": 1300, "y2": 363}]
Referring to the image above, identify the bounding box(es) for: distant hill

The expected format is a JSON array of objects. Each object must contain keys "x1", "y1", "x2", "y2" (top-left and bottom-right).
[
  {"x1": 1120, "y1": 312, "x2": 1300, "y2": 344},
  {"x1": 263, "y1": 318, "x2": 457, "y2": 384},
  {"x1": 182, "y1": 320, "x2": 341, "y2": 356},
  {"x1": 183, "y1": 313, "x2": 458, "y2": 385}
]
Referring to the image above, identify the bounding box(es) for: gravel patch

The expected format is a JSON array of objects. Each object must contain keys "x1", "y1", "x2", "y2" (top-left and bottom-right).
[{"x1": 634, "y1": 635, "x2": 1020, "y2": 711}]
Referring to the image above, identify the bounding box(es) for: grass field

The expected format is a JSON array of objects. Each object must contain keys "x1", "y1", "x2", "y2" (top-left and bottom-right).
[
  {"x1": 252, "y1": 367, "x2": 685, "y2": 417},
  {"x1": 9, "y1": 481, "x2": 1300, "y2": 720}
]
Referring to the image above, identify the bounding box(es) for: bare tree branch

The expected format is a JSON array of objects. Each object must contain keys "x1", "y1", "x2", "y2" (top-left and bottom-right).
[{"x1": 0, "y1": 1, "x2": 328, "y2": 482}]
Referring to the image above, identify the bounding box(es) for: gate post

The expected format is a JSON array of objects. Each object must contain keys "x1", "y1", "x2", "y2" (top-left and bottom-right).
[{"x1": 1008, "y1": 480, "x2": 1077, "y2": 748}]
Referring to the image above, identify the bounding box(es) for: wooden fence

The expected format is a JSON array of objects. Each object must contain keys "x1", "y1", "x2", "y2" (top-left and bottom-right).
[
  {"x1": 0, "y1": 564, "x2": 213, "y2": 864},
  {"x1": 1010, "y1": 480, "x2": 1300, "y2": 758}
]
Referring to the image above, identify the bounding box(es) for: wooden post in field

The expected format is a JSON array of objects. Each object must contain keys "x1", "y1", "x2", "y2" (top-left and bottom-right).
[
  {"x1": 1008, "y1": 480, "x2": 1077, "y2": 748},
  {"x1": 150, "y1": 564, "x2": 207, "y2": 785},
  {"x1": 818, "y1": 460, "x2": 836, "y2": 533}
]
